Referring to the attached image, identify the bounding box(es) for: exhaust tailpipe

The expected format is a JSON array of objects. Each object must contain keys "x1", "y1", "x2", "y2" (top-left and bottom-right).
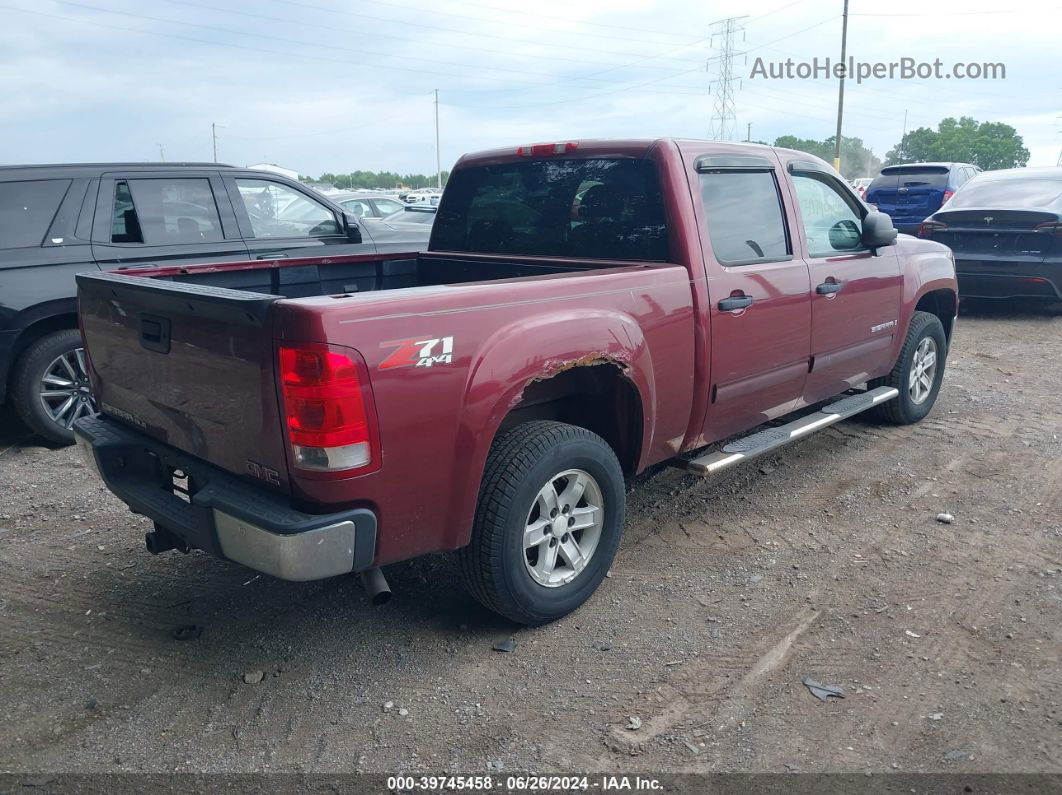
[{"x1": 360, "y1": 567, "x2": 391, "y2": 606}]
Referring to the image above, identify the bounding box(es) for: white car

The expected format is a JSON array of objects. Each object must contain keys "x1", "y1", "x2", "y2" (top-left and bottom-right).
[{"x1": 405, "y1": 190, "x2": 442, "y2": 206}]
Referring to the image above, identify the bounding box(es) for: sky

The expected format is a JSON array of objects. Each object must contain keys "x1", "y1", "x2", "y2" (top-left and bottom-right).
[{"x1": 3, "y1": 0, "x2": 1060, "y2": 178}]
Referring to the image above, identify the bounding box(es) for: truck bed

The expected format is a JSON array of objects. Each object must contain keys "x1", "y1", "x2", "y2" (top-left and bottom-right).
[
  {"x1": 76, "y1": 250, "x2": 684, "y2": 512},
  {"x1": 121, "y1": 251, "x2": 607, "y2": 299}
]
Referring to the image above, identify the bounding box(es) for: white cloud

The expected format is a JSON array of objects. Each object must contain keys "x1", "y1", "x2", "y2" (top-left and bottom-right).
[{"x1": 1, "y1": 0, "x2": 1059, "y2": 172}]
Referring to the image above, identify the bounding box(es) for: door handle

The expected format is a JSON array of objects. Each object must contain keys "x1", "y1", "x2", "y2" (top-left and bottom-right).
[
  {"x1": 816, "y1": 281, "x2": 843, "y2": 295},
  {"x1": 718, "y1": 294, "x2": 754, "y2": 311},
  {"x1": 255, "y1": 252, "x2": 289, "y2": 260}
]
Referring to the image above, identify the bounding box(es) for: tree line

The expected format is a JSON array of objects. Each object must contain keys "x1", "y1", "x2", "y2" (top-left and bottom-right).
[
  {"x1": 303, "y1": 170, "x2": 449, "y2": 190},
  {"x1": 307, "y1": 116, "x2": 1029, "y2": 187},
  {"x1": 769, "y1": 116, "x2": 1028, "y2": 180}
]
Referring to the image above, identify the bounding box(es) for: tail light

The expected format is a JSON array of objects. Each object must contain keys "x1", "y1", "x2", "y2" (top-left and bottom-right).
[
  {"x1": 278, "y1": 343, "x2": 378, "y2": 474},
  {"x1": 517, "y1": 142, "x2": 578, "y2": 157},
  {"x1": 1034, "y1": 221, "x2": 1062, "y2": 236},
  {"x1": 918, "y1": 220, "x2": 948, "y2": 238},
  {"x1": 941, "y1": 190, "x2": 955, "y2": 204}
]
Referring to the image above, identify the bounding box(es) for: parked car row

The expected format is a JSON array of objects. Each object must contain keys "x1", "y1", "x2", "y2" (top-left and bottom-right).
[
  {"x1": 0, "y1": 163, "x2": 435, "y2": 445},
  {"x1": 917, "y1": 167, "x2": 1062, "y2": 301},
  {"x1": 853, "y1": 162, "x2": 1060, "y2": 304}
]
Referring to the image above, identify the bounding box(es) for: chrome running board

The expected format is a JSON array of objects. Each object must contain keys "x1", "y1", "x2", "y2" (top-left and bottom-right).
[{"x1": 684, "y1": 387, "x2": 899, "y2": 476}]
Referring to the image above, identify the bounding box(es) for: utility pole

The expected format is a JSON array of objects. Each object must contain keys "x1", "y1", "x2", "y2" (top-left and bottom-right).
[
  {"x1": 832, "y1": 0, "x2": 850, "y2": 172},
  {"x1": 157, "y1": 143, "x2": 165, "y2": 162},
  {"x1": 900, "y1": 109, "x2": 908, "y2": 161},
  {"x1": 434, "y1": 89, "x2": 442, "y2": 189},
  {"x1": 707, "y1": 16, "x2": 747, "y2": 140},
  {"x1": 212, "y1": 122, "x2": 218, "y2": 163},
  {"x1": 746, "y1": 122, "x2": 751, "y2": 143}
]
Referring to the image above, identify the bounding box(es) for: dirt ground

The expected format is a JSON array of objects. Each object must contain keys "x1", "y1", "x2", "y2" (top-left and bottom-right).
[{"x1": 1, "y1": 302, "x2": 1060, "y2": 777}]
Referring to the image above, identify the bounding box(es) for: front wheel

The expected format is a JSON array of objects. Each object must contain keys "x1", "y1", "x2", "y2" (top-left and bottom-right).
[
  {"x1": 459, "y1": 421, "x2": 625, "y2": 625},
  {"x1": 868, "y1": 310, "x2": 947, "y2": 425}
]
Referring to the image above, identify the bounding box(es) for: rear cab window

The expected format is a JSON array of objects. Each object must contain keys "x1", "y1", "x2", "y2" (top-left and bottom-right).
[
  {"x1": 946, "y1": 177, "x2": 1062, "y2": 209},
  {"x1": 0, "y1": 179, "x2": 72, "y2": 249},
  {"x1": 874, "y1": 165, "x2": 950, "y2": 191},
  {"x1": 432, "y1": 158, "x2": 668, "y2": 261}
]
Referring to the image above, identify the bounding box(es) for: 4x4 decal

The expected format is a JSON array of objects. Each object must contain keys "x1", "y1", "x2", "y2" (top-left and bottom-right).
[{"x1": 380, "y1": 336, "x2": 455, "y2": 369}]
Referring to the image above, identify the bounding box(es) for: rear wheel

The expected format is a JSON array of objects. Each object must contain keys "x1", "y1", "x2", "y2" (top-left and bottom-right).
[
  {"x1": 11, "y1": 329, "x2": 96, "y2": 445},
  {"x1": 868, "y1": 310, "x2": 947, "y2": 425},
  {"x1": 459, "y1": 421, "x2": 625, "y2": 625}
]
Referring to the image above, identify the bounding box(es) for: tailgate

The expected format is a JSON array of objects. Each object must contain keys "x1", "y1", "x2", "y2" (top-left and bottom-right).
[{"x1": 76, "y1": 271, "x2": 292, "y2": 492}]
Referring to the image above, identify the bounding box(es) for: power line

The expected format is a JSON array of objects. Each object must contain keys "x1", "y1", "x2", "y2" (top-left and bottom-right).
[
  {"x1": 707, "y1": 16, "x2": 747, "y2": 140},
  {"x1": 363, "y1": 0, "x2": 702, "y2": 40},
  {"x1": 8, "y1": 2, "x2": 704, "y2": 94},
  {"x1": 46, "y1": 0, "x2": 699, "y2": 88},
  {"x1": 159, "y1": 0, "x2": 702, "y2": 74},
  {"x1": 315, "y1": 0, "x2": 701, "y2": 47},
  {"x1": 262, "y1": 0, "x2": 701, "y2": 64}
]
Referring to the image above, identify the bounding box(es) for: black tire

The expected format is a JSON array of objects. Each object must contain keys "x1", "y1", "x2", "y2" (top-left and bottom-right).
[
  {"x1": 11, "y1": 329, "x2": 93, "y2": 445},
  {"x1": 868, "y1": 311, "x2": 947, "y2": 425},
  {"x1": 459, "y1": 421, "x2": 626, "y2": 626}
]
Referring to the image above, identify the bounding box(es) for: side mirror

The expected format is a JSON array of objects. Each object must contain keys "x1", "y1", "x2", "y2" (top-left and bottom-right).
[
  {"x1": 862, "y1": 210, "x2": 897, "y2": 251},
  {"x1": 342, "y1": 212, "x2": 363, "y2": 244}
]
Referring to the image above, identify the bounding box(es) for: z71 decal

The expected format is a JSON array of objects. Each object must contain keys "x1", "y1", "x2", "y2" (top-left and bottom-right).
[{"x1": 380, "y1": 336, "x2": 455, "y2": 369}]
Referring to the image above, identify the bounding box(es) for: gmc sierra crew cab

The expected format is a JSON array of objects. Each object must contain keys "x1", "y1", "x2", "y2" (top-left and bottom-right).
[{"x1": 73, "y1": 139, "x2": 958, "y2": 625}]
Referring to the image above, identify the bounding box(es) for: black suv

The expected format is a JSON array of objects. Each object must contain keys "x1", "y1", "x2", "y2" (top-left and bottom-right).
[{"x1": 0, "y1": 163, "x2": 375, "y2": 444}]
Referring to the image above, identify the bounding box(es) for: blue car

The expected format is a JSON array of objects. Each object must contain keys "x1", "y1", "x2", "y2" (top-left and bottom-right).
[{"x1": 865, "y1": 162, "x2": 982, "y2": 235}]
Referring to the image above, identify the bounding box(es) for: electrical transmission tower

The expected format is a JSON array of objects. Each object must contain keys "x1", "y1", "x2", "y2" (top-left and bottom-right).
[{"x1": 707, "y1": 16, "x2": 747, "y2": 141}]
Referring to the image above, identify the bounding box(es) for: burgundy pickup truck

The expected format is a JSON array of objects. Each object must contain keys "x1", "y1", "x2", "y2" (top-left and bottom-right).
[{"x1": 73, "y1": 139, "x2": 957, "y2": 625}]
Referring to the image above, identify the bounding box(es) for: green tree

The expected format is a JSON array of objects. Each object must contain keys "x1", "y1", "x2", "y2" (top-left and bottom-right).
[
  {"x1": 313, "y1": 170, "x2": 448, "y2": 190},
  {"x1": 772, "y1": 135, "x2": 881, "y2": 180},
  {"x1": 884, "y1": 116, "x2": 1029, "y2": 170}
]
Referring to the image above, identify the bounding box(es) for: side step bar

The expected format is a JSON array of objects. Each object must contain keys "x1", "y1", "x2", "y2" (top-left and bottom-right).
[{"x1": 682, "y1": 386, "x2": 899, "y2": 476}]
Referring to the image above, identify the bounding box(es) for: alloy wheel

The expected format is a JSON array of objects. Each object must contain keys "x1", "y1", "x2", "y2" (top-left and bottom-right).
[
  {"x1": 39, "y1": 347, "x2": 96, "y2": 429},
  {"x1": 523, "y1": 469, "x2": 604, "y2": 588}
]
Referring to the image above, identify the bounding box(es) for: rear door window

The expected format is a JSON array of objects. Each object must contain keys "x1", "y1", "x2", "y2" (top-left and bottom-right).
[
  {"x1": 699, "y1": 170, "x2": 790, "y2": 265},
  {"x1": 112, "y1": 178, "x2": 224, "y2": 245},
  {"x1": 372, "y1": 198, "x2": 406, "y2": 216},
  {"x1": 432, "y1": 158, "x2": 668, "y2": 261},
  {"x1": 0, "y1": 179, "x2": 72, "y2": 249},
  {"x1": 340, "y1": 198, "x2": 375, "y2": 218}
]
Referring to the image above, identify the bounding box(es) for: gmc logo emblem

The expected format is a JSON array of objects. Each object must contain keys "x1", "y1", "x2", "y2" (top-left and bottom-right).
[{"x1": 245, "y1": 460, "x2": 280, "y2": 485}]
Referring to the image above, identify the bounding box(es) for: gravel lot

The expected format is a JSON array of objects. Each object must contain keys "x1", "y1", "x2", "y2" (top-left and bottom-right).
[{"x1": 1, "y1": 302, "x2": 1060, "y2": 776}]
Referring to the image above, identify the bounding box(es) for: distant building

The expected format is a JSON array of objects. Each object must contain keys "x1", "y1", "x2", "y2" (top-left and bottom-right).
[{"x1": 246, "y1": 163, "x2": 299, "y2": 181}]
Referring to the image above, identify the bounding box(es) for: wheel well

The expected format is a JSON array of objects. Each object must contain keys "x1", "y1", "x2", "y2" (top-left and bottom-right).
[
  {"x1": 499, "y1": 364, "x2": 643, "y2": 475},
  {"x1": 915, "y1": 290, "x2": 957, "y2": 342},
  {"x1": 9, "y1": 313, "x2": 78, "y2": 370}
]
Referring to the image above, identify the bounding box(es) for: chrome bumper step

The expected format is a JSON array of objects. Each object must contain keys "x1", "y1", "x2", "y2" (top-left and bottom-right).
[{"x1": 682, "y1": 386, "x2": 899, "y2": 476}]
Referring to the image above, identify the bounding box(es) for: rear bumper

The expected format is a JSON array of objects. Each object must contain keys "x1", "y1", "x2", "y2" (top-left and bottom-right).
[
  {"x1": 955, "y1": 259, "x2": 1061, "y2": 299},
  {"x1": 72, "y1": 414, "x2": 377, "y2": 581}
]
